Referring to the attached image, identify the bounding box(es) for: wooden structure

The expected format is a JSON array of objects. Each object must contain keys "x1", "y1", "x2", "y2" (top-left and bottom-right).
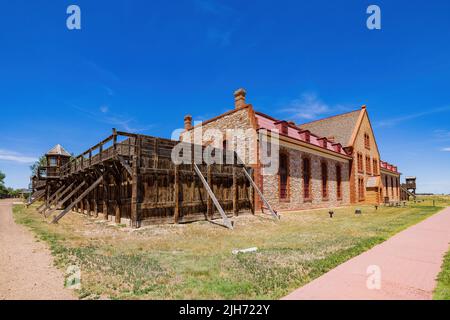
[
  {"x1": 32, "y1": 129, "x2": 273, "y2": 228},
  {"x1": 403, "y1": 177, "x2": 417, "y2": 194},
  {"x1": 401, "y1": 176, "x2": 417, "y2": 201}
]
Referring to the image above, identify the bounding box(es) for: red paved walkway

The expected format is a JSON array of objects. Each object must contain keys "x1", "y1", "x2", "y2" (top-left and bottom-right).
[{"x1": 284, "y1": 207, "x2": 450, "y2": 300}]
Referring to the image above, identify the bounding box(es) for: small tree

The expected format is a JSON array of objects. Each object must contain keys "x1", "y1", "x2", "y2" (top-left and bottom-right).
[
  {"x1": 30, "y1": 155, "x2": 47, "y2": 176},
  {"x1": 0, "y1": 171, "x2": 8, "y2": 197}
]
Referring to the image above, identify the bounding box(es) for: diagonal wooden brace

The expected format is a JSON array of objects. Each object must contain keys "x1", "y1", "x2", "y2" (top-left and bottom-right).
[
  {"x1": 53, "y1": 176, "x2": 104, "y2": 223},
  {"x1": 242, "y1": 167, "x2": 280, "y2": 220},
  {"x1": 193, "y1": 164, "x2": 233, "y2": 230},
  {"x1": 45, "y1": 181, "x2": 86, "y2": 218}
]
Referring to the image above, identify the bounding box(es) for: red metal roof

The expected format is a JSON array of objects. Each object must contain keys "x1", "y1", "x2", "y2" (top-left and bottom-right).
[
  {"x1": 255, "y1": 112, "x2": 349, "y2": 156},
  {"x1": 380, "y1": 160, "x2": 399, "y2": 173}
]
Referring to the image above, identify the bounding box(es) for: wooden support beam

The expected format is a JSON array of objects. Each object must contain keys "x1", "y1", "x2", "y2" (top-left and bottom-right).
[
  {"x1": 118, "y1": 155, "x2": 133, "y2": 176},
  {"x1": 86, "y1": 198, "x2": 91, "y2": 216},
  {"x1": 242, "y1": 167, "x2": 279, "y2": 220},
  {"x1": 38, "y1": 183, "x2": 66, "y2": 213},
  {"x1": 93, "y1": 188, "x2": 98, "y2": 217},
  {"x1": 45, "y1": 181, "x2": 87, "y2": 218},
  {"x1": 207, "y1": 165, "x2": 213, "y2": 219},
  {"x1": 193, "y1": 164, "x2": 233, "y2": 230},
  {"x1": 233, "y1": 167, "x2": 238, "y2": 216},
  {"x1": 103, "y1": 181, "x2": 108, "y2": 220},
  {"x1": 115, "y1": 201, "x2": 121, "y2": 224},
  {"x1": 53, "y1": 176, "x2": 104, "y2": 223},
  {"x1": 40, "y1": 182, "x2": 75, "y2": 213},
  {"x1": 174, "y1": 165, "x2": 180, "y2": 223},
  {"x1": 27, "y1": 189, "x2": 46, "y2": 207},
  {"x1": 130, "y1": 136, "x2": 142, "y2": 228}
]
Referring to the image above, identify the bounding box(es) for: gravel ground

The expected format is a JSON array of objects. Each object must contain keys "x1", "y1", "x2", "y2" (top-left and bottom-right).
[{"x1": 0, "y1": 199, "x2": 75, "y2": 300}]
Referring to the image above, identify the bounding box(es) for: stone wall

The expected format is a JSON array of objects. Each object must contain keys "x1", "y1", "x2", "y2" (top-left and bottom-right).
[
  {"x1": 180, "y1": 106, "x2": 352, "y2": 212},
  {"x1": 262, "y1": 145, "x2": 351, "y2": 211},
  {"x1": 180, "y1": 106, "x2": 257, "y2": 165}
]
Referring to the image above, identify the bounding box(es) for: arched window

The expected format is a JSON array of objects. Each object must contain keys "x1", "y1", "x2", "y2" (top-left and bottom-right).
[
  {"x1": 303, "y1": 157, "x2": 311, "y2": 200},
  {"x1": 279, "y1": 153, "x2": 289, "y2": 200},
  {"x1": 222, "y1": 139, "x2": 228, "y2": 150},
  {"x1": 385, "y1": 176, "x2": 389, "y2": 197},
  {"x1": 373, "y1": 159, "x2": 378, "y2": 175},
  {"x1": 357, "y1": 153, "x2": 363, "y2": 173},
  {"x1": 364, "y1": 133, "x2": 370, "y2": 149},
  {"x1": 366, "y1": 155, "x2": 372, "y2": 175},
  {"x1": 391, "y1": 177, "x2": 394, "y2": 197},
  {"x1": 358, "y1": 177, "x2": 365, "y2": 201},
  {"x1": 321, "y1": 162, "x2": 328, "y2": 199},
  {"x1": 336, "y1": 165, "x2": 342, "y2": 199}
]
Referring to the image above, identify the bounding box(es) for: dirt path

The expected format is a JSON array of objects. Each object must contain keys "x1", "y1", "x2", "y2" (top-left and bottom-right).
[
  {"x1": 284, "y1": 206, "x2": 450, "y2": 300},
  {"x1": 0, "y1": 199, "x2": 75, "y2": 300}
]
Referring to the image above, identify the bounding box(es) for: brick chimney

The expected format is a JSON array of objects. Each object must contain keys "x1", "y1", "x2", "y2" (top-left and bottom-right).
[
  {"x1": 234, "y1": 88, "x2": 247, "y2": 109},
  {"x1": 184, "y1": 115, "x2": 192, "y2": 130}
]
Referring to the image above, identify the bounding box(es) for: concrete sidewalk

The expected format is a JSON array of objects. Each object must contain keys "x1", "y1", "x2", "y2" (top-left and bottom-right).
[{"x1": 284, "y1": 207, "x2": 450, "y2": 300}]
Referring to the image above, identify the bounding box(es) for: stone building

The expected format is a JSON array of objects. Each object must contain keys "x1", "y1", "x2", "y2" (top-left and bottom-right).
[{"x1": 180, "y1": 88, "x2": 401, "y2": 212}]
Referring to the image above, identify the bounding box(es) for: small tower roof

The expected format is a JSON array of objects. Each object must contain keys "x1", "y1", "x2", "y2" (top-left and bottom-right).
[{"x1": 46, "y1": 144, "x2": 71, "y2": 157}]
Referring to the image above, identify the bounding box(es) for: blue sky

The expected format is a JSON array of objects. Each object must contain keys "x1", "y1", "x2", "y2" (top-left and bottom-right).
[{"x1": 0, "y1": 0, "x2": 449, "y2": 193}]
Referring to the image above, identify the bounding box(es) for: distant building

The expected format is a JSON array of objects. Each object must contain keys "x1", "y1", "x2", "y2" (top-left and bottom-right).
[{"x1": 401, "y1": 176, "x2": 417, "y2": 201}]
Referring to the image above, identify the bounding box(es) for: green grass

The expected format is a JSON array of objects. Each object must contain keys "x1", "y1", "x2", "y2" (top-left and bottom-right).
[
  {"x1": 434, "y1": 249, "x2": 450, "y2": 300},
  {"x1": 13, "y1": 195, "x2": 450, "y2": 300}
]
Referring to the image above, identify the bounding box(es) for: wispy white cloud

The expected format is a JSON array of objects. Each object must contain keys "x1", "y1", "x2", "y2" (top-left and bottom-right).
[
  {"x1": 0, "y1": 149, "x2": 38, "y2": 164},
  {"x1": 194, "y1": 1, "x2": 236, "y2": 47},
  {"x1": 434, "y1": 129, "x2": 450, "y2": 141},
  {"x1": 280, "y1": 92, "x2": 352, "y2": 121},
  {"x1": 100, "y1": 105, "x2": 109, "y2": 113},
  {"x1": 441, "y1": 147, "x2": 450, "y2": 152},
  {"x1": 207, "y1": 28, "x2": 233, "y2": 47},
  {"x1": 194, "y1": 0, "x2": 233, "y2": 15},
  {"x1": 70, "y1": 105, "x2": 152, "y2": 133},
  {"x1": 85, "y1": 60, "x2": 120, "y2": 82},
  {"x1": 376, "y1": 106, "x2": 450, "y2": 128},
  {"x1": 101, "y1": 85, "x2": 115, "y2": 96}
]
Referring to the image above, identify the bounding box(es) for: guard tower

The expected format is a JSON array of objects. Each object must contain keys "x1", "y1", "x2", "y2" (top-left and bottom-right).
[
  {"x1": 404, "y1": 176, "x2": 417, "y2": 195},
  {"x1": 41, "y1": 144, "x2": 71, "y2": 178},
  {"x1": 28, "y1": 144, "x2": 72, "y2": 206}
]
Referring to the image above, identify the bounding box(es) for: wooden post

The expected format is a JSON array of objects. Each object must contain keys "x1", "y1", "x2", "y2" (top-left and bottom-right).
[
  {"x1": 130, "y1": 136, "x2": 142, "y2": 228},
  {"x1": 113, "y1": 128, "x2": 118, "y2": 155},
  {"x1": 249, "y1": 168, "x2": 255, "y2": 214},
  {"x1": 93, "y1": 187, "x2": 98, "y2": 217},
  {"x1": 115, "y1": 178, "x2": 122, "y2": 224},
  {"x1": 233, "y1": 167, "x2": 238, "y2": 216},
  {"x1": 103, "y1": 180, "x2": 109, "y2": 220},
  {"x1": 207, "y1": 165, "x2": 213, "y2": 219},
  {"x1": 80, "y1": 196, "x2": 84, "y2": 214},
  {"x1": 115, "y1": 201, "x2": 121, "y2": 224},
  {"x1": 86, "y1": 198, "x2": 91, "y2": 216},
  {"x1": 174, "y1": 165, "x2": 180, "y2": 223}
]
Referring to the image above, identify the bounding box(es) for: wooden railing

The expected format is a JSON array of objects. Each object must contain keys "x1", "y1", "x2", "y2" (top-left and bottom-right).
[
  {"x1": 37, "y1": 166, "x2": 61, "y2": 179},
  {"x1": 59, "y1": 129, "x2": 139, "y2": 177}
]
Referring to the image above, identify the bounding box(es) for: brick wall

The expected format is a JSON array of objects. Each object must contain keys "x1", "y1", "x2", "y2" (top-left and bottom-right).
[
  {"x1": 180, "y1": 106, "x2": 257, "y2": 165},
  {"x1": 262, "y1": 146, "x2": 351, "y2": 211},
  {"x1": 350, "y1": 110, "x2": 382, "y2": 204}
]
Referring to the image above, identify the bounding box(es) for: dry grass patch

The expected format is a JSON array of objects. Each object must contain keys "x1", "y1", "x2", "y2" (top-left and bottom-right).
[{"x1": 13, "y1": 196, "x2": 449, "y2": 300}]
